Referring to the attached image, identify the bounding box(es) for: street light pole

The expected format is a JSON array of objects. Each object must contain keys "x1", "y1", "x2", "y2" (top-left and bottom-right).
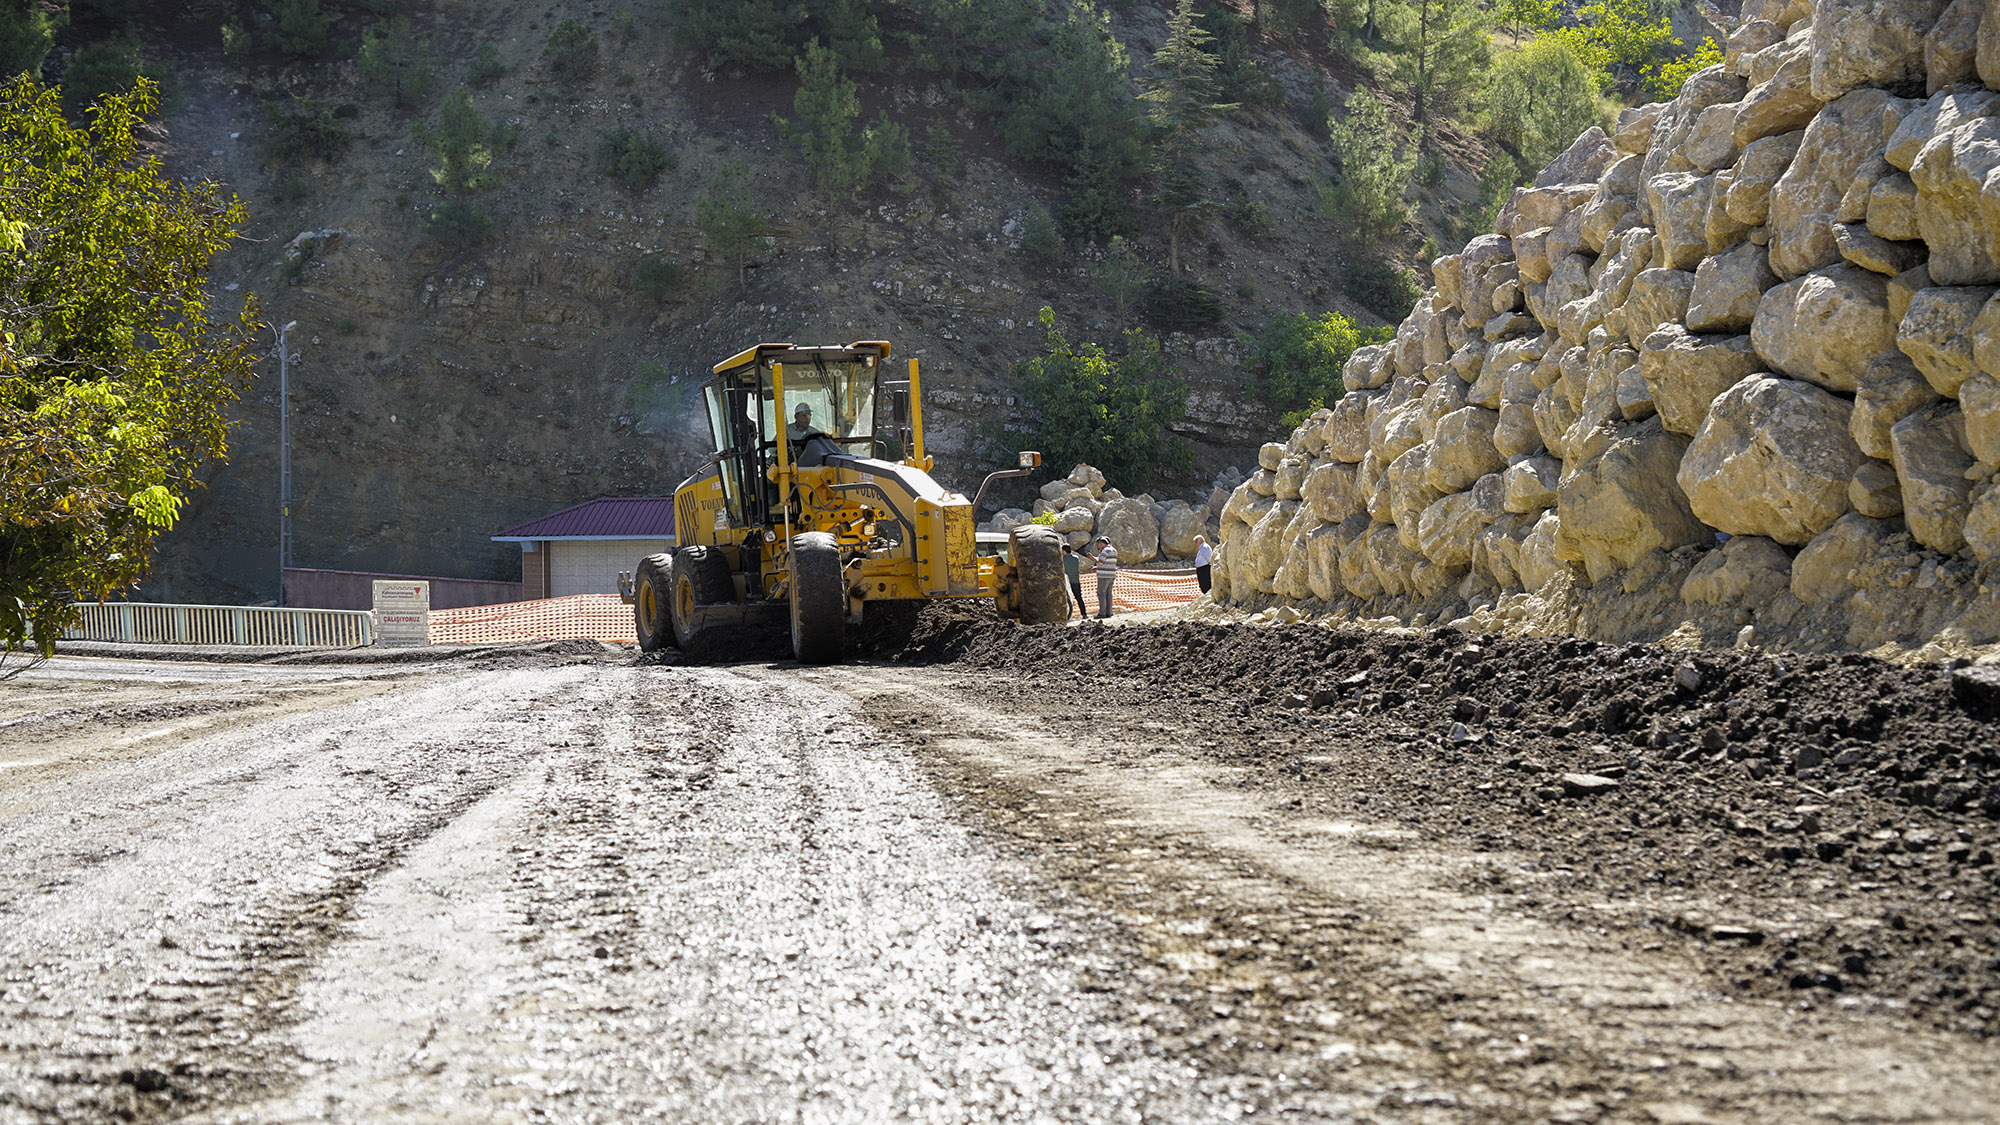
[{"x1": 278, "y1": 320, "x2": 298, "y2": 606}]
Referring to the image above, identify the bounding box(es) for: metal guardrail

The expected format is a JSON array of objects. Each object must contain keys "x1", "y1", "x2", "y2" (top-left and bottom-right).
[{"x1": 63, "y1": 602, "x2": 377, "y2": 648}]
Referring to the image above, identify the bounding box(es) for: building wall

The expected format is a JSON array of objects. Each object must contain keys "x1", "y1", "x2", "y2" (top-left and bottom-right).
[
  {"x1": 550, "y1": 539, "x2": 676, "y2": 597},
  {"x1": 521, "y1": 545, "x2": 549, "y2": 600}
]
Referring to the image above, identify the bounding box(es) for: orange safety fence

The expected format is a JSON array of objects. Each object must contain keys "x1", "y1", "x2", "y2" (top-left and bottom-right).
[
  {"x1": 1081, "y1": 568, "x2": 1206, "y2": 616},
  {"x1": 428, "y1": 594, "x2": 636, "y2": 646}
]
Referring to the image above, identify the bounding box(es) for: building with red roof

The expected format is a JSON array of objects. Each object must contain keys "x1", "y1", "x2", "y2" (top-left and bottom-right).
[{"x1": 492, "y1": 497, "x2": 677, "y2": 599}]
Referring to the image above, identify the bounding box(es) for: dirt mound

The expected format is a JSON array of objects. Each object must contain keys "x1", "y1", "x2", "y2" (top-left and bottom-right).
[{"x1": 878, "y1": 616, "x2": 2000, "y2": 1035}]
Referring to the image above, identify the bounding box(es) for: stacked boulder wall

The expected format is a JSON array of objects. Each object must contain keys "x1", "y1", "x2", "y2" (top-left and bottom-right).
[{"x1": 1212, "y1": 0, "x2": 2000, "y2": 654}]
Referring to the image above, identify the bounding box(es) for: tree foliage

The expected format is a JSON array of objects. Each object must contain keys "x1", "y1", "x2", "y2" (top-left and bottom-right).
[
  {"x1": 1484, "y1": 34, "x2": 1607, "y2": 169},
  {"x1": 672, "y1": 0, "x2": 882, "y2": 73},
  {"x1": 1243, "y1": 310, "x2": 1391, "y2": 414},
  {"x1": 543, "y1": 17, "x2": 599, "y2": 81},
  {"x1": 358, "y1": 15, "x2": 437, "y2": 111},
  {"x1": 773, "y1": 39, "x2": 906, "y2": 209},
  {"x1": 1316, "y1": 88, "x2": 1412, "y2": 244},
  {"x1": 597, "y1": 125, "x2": 673, "y2": 190},
  {"x1": 58, "y1": 23, "x2": 151, "y2": 117},
  {"x1": 1378, "y1": 0, "x2": 1490, "y2": 127},
  {"x1": 1648, "y1": 34, "x2": 1721, "y2": 100},
  {"x1": 1140, "y1": 0, "x2": 1234, "y2": 275},
  {"x1": 0, "y1": 78, "x2": 257, "y2": 656},
  {"x1": 999, "y1": 7, "x2": 1146, "y2": 240},
  {"x1": 267, "y1": 0, "x2": 332, "y2": 59},
  {"x1": 0, "y1": 1, "x2": 60, "y2": 79},
  {"x1": 1014, "y1": 307, "x2": 1190, "y2": 489},
  {"x1": 414, "y1": 86, "x2": 502, "y2": 244},
  {"x1": 696, "y1": 159, "x2": 767, "y2": 291}
]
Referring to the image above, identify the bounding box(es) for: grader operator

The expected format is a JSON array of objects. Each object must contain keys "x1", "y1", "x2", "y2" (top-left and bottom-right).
[{"x1": 625, "y1": 340, "x2": 1069, "y2": 663}]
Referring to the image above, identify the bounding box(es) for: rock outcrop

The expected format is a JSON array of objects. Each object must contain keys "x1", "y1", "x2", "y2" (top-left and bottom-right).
[{"x1": 1210, "y1": 0, "x2": 2000, "y2": 654}]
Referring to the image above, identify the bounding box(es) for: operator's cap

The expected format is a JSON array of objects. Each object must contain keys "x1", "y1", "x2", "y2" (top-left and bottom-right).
[
  {"x1": 1095, "y1": 535, "x2": 1110, "y2": 543},
  {"x1": 795, "y1": 402, "x2": 811, "y2": 415}
]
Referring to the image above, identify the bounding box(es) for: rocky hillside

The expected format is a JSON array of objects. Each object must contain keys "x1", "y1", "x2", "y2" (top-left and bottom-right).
[
  {"x1": 1211, "y1": 0, "x2": 2000, "y2": 657},
  {"x1": 129, "y1": 0, "x2": 1451, "y2": 604}
]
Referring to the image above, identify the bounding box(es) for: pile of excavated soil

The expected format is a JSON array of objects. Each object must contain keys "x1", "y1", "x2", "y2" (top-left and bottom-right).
[{"x1": 873, "y1": 610, "x2": 2000, "y2": 1037}]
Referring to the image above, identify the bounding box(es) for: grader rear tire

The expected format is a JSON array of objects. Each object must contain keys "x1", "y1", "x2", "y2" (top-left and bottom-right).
[
  {"x1": 633, "y1": 553, "x2": 673, "y2": 652},
  {"x1": 668, "y1": 545, "x2": 734, "y2": 650},
  {"x1": 789, "y1": 532, "x2": 846, "y2": 664},
  {"x1": 1010, "y1": 525, "x2": 1069, "y2": 625}
]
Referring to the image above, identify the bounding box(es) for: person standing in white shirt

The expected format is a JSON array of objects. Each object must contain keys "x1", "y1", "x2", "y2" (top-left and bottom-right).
[
  {"x1": 1086, "y1": 536, "x2": 1118, "y2": 619},
  {"x1": 1192, "y1": 534, "x2": 1212, "y2": 595}
]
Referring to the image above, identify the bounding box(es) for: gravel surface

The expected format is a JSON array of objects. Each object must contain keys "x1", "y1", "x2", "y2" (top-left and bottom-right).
[{"x1": 3, "y1": 613, "x2": 1999, "y2": 1123}]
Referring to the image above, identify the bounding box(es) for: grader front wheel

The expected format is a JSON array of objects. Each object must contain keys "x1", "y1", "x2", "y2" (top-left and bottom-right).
[
  {"x1": 789, "y1": 532, "x2": 846, "y2": 664},
  {"x1": 1010, "y1": 525, "x2": 1069, "y2": 625}
]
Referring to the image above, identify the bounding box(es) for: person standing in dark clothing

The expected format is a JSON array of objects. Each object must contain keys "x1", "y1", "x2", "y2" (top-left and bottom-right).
[{"x1": 1061, "y1": 543, "x2": 1087, "y2": 619}]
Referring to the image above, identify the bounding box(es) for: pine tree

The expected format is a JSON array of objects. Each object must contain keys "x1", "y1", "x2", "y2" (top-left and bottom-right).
[
  {"x1": 696, "y1": 160, "x2": 768, "y2": 292},
  {"x1": 358, "y1": 16, "x2": 437, "y2": 112},
  {"x1": 1140, "y1": 0, "x2": 1236, "y2": 275},
  {"x1": 1316, "y1": 88, "x2": 1413, "y2": 244},
  {"x1": 1380, "y1": 0, "x2": 1490, "y2": 127},
  {"x1": 0, "y1": 1, "x2": 59, "y2": 79},
  {"x1": 673, "y1": 0, "x2": 809, "y2": 72}
]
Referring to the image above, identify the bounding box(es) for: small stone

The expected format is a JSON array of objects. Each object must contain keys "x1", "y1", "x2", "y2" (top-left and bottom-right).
[
  {"x1": 1708, "y1": 925, "x2": 1765, "y2": 943},
  {"x1": 1559, "y1": 772, "x2": 1622, "y2": 797},
  {"x1": 1675, "y1": 663, "x2": 1703, "y2": 692},
  {"x1": 1280, "y1": 693, "x2": 1312, "y2": 710},
  {"x1": 1736, "y1": 624, "x2": 1758, "y2": 648}
]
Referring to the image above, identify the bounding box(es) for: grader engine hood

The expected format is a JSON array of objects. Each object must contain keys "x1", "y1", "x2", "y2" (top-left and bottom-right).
[{"x1": 822, "y1": 454, "x2": 978, "y2": 597}]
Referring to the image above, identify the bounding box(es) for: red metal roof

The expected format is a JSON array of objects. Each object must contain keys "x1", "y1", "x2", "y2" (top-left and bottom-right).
[{"x1": 492, "y1": 497, "x2": 677, "y2": 541}]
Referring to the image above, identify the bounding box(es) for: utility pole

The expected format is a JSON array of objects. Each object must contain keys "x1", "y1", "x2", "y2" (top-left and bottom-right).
[{"x1": 278, "y1": 320, "x2": 298, "y2": 606}]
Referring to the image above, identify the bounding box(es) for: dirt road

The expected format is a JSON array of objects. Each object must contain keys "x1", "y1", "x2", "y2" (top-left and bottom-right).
[{"x1": 2, "y1": 628, "x2": 1998, "y2": 1123}]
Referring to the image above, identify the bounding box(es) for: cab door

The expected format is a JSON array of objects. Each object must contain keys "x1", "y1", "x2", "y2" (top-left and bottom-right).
[{"x1": 703, "y1": 380, "x2": 761, "y2": 528}]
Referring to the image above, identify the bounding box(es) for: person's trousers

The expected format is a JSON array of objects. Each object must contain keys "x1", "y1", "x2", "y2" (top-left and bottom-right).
[
  {"x1": 1068, "y1": 577, "x2": 1087, "y2": 618},
  {"x1": 1195, "y1": 563, "x2": 1211, "y2": 594},
  {"x1": 1096, "y1": 571, "x2": 1116, "y2": 617}
]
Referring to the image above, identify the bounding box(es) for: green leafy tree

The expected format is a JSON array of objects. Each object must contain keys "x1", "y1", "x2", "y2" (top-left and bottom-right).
[
  {"x1": 267, "y1": 0, "x2": 332, "y2": 59},
  {"x1": 1495, "y1": 0, "x2": 1559, "y2": 37},
  {"x1": 358, "y1": 15, "x2": 437, "y2": 111},
  {"x1": 544, "y1": 17, "x2": 599, "y2": 81},
  {"x1": 1243, "y1": 310, "x2": 1390, "y2": 414},
  {"x1": 1647, "y1": 35, "x2": 1722, "y2": 99},
  {"x1": 696, "y1": 159, "x2": 767, "y2": 291},
  {"x1": 1140, "y1": 0, "x2": 1235, "y2": 275},
  {"x1": 1545, "y1": 0, "x2": 1676, "y2": 88},
  {"x1": 1379, "y1": 0, "x2": 1490, "y2": 127},
  {"x1": 1014, "y1": 307, "x2": 1191, "y2": 488},
  {"x1": 1484, "y1": 35, "x2": 1607, "y2": 169},
  {"x1": 1316, "y1": 88, "x2": 1413, "y2": 244},
  {"x1": 0, "y1": 77, "x2": 258, "y2": 656},
  {"x1": 0, "y1": 1, "x2": 61, "y2": 79}
]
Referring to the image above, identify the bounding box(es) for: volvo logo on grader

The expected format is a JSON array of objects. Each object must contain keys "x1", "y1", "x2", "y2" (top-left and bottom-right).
[{"x1": 623, "y1": 340, "x2": 1069, "y2": 663}]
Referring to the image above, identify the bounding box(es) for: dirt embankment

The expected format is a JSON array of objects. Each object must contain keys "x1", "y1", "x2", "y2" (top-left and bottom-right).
[{"x1": 870, "y1": 608, "x2": 2000, "y2": 1038}]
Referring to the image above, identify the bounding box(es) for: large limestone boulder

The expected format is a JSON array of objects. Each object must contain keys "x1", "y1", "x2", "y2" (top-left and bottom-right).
[
  {"x1": 1899, "y1": 285, "x2": 1998, "y2": 396},
  {"x1": 1244, "y1": 499, "x2": 1299, "y2": 593},
  {"x1": 1647, "y1": 174, "x2": 1717, "y2": 270},
  {"x1": 1965, "y1": 480, "x2": 2000, "y2": 560},
  {"x1": 1851, "y1": 351, "x2": 1944, "y2": 460},
  {"x1": 1680, "y1": 534, "x2": 1793, "y2": 606},
  {"x1": 1642, "y1": 67, "x2": 1748, "y2": 183},
  {"x1": 1534, "y1": 381, "x2": 1581, "y2": 460},
  {"x1": 1337, "y1": 515, "x2": 1384, "y2": 599},
  {"x1": 1323, "y1": 391, "x2": 1373, "y2": 462},
  {"x1": 1811, "y1": 0, "x2": 1949, "y2": 101},
  {"x1": 1158, "y1": 505, "x2": 1207, "y2": 558},
  {"x1": 1385, "y1": 446, "x2": 1445, "y2": 551},
  {"x1": 1300, "y1": 461, "x2": 1357, "y2": 523},
  {"x1": 1273, "y1": 457, "x2": 1309, "y2": 501},
  {"x1": 1539, "y1": 126, "x2": 1619, "y2": 187},
  {"x1": 1303, "y1": 520, "x2": 1347, "y2": 601},
  {"x1": 1515, "y1": 511, "x2": 1567, "y2": 591},
  {"x1": 1363, "y1": 523, "x2": 1424, "y2": 597},
  {"x1": 1417, "y1": 488, "x2": 1497, "y2": 568},
  {"x1": 1767, "y1": 90, "x2": 1910, "y2": 280},
  {"x1": 1725, "y1": 129, "x2": 1807, "y2": 227},
  {"x1": 1867, "y1": 172, "x2": 1921, "y2": 241},
  {"x1": 1928, "y1": 0, "x2": 1981, "y2": 93},
  {"x1": 1959, "y1": 370, "x2": 2000, "y2": 463},
  {"x1": 1791, "y1": 511, "x2": 1904, "y2": 604},
  {"x1": 1850, "y1": 458, "x2": 1905, "y2": 517},
  {"x1": 1473, "y1": 513, "x2": 1535, "y2": 590},
  {"x1": 1051, "y1": 506, "x2": 1096, "y2": 534},
  {"x1": 1735, "y1": 39, "x2": 1820, "y2": 146},
  {"x1": 1503, "y1": 455, "x2": 1562, "y2": 514},
  {"x1": 1273, "y1": 507, "x2": 1320, "y2": 601},
  {"x1": 1426, "y1": 407, "x2": 1506, "y2": 492},
  {"x1": 1886, "y1": 88, "x2": 2000, "y2": 171},
  {"x1": 1256, "y1": 442, "x2": 1286, "y2": 472},
  {"x1": 1556, "y1": 418, "x2": 1707, "y2": 582},
  {"x1": 1678, "y1": 374, "x2": 1866, "y2": 545},
  {"x1": 1688, "y1": 241, "x2": 1781, "y2": 333},
  {"x1": 1067, "y1": 464, "x2": 1107, "y2": 493},
  {"x1": 1639, "y1": 327, "x2": 1763, "y2": 436},
  {"x1": 1370, "y1": 399, "x2": 1428, "y2": 464},
  {"x1": 1910, "y1": 116, "x2": 2000, "y2": 285},
  {"x1": 1750, "y1": 263, "x2": 1895, "y2": 393},
  {"x1": 1097, "y1": 497, "x2": 1161, "y2": 563},
  {"x1": 1890, "y1": 402, "x2": 1976, "y2": 553},
  {"x1": 1623, "y1": 269, "x2": 1698, "y2": 349}
]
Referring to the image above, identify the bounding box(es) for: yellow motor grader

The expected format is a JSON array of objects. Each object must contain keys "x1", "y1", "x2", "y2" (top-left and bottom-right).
[{"x1": 623, "y1": 340, "x2": 1069, "y2": 663}]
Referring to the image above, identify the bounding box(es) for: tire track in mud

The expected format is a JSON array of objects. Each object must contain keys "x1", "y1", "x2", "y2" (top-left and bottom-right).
[
  {"x1": 831, "y1": 665, "x2": 2000, "y2": 1124},
  {"x1": 0, "y1": 666, "x2": 589, "y2": 1123}
]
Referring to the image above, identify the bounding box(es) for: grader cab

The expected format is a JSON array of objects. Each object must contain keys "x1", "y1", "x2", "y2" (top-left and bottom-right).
[{"x1": 626, "y1": 340, "x2": 1069, "y2": 662}]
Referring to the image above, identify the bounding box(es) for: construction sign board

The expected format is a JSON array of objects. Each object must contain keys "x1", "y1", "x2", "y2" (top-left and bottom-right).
[{"x1": 372, "y1": 581, "x2": 431, "y2": 646}]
